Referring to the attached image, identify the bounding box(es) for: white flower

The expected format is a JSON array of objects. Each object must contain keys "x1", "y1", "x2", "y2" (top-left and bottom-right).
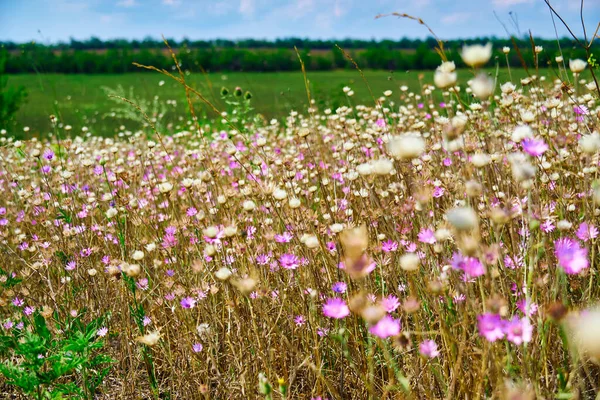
[
  {"x1": 500, "y1": 82, "x2": 516, "y2": 94},
  {"x1": 434, "y1": 69, "x2": 457, "y2": 89},
  {"x1": 215, "y1": 267, "x2": 232, "y2": 280},
  {"x1": 569, "y1": 59, "x2": 587, "y2": 74},
  {"x1": 158, "y1": 182, "x2": 173, "y2": 193},
  {"x1": 502, "y1": 46, "x2": 510, "y2": 54},
  {"x1": 203, "y1": 226, "x2": 219, "y2": 238},
  {"x1": 471, "y1": 153, "x2": 491, "y2": 167},
  {"x1": 446, "y1": 207, "x2": 478, "y2": 231},
  {"x1": 387, "y1": 133, "x2": 425, "y2": 160},
  {"x1": 579, "y1": 132, "x2": 600, "y2": 154},
  {"x1": 106, "y1": 207, "x2": 118, "y2": 218},
  {"x1": 512, "y1": 125, "x2": 533, "y2": 143},
  {"x1": 371, "y1": 158, "x2": 394, "y2": 175},
  {"x1": 555, "y1": 56, "x2": 564, "y2": 63},
  {"x1": 132, "y1": 250, "x2": 144, "y2": 261},
  {"x1": 304, "y1": 235, "x2": 319, "y2": 249},
  {"x1": 469, "y1": 73, "x2": 495, "y2": 99},
  {"x1": 272, "y1": 188, "x2": 287, "y2": 200},
  {"x1": 399, "y1": 253, "x2": 420, "y2": 272},
  {"x1": 461, "y1": 43, "x2": 492, "y2": 68},
  {"x1": 242, "y1": 200, "x2": 256, "y2": 211}
]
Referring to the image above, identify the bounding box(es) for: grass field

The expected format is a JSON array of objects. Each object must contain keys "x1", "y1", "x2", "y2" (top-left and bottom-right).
[{"x1": 5, "y1": 68, "x2": 549, "y2": 137}]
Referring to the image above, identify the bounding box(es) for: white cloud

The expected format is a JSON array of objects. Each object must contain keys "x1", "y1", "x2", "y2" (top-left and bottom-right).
[
  {"x1": 441, "y1": 12, "x2": 472, "y2": 25},
  {"x1": 239, "y1": 0, "x2": 255, "y2": 16}
]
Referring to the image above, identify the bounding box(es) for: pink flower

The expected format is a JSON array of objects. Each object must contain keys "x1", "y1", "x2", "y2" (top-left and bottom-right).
[
  {"x1": 369, "y1": 315, "x2": 401, "y2": 338},
  {"x1": 554, "y1": 238, "x2": 589, "y2": 274},
  {"x1": 322, "y1": 298, "x2": 350, "y2": 319},
  {"x1": 417, "y1": 228, "x2": 436, "y2": 244},
  {"x1": 380, "y1": 295, "x2": 400, "y2": 312},
  {"x1": 274, "y1": 232, "x2": 293, "y2": 243},
  {"x1": 503, "y1": 316, "x2": 533, "y2": 345},
  {"x1": 279, "y1": 253, "x2": 300, "y2": 270},
  {"x1": 576, "y1": 222, "x2": 598, "y2": 242},
  {"x1": 477, "y1": 313, "x2": 505, "y2": 342},
  {"x1": 381, "y1": 240, "x2": 398, "y2": 253},
  {"x1": 522, "y1": 137, "x2": 548, "y2": 157},
  {"x1": 419, "y1": 340, "x2": 439, "y2": 358}
]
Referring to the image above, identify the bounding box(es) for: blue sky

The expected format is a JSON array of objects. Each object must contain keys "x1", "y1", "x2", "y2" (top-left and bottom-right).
[{"x1": 0, "y1": 0, "x2": 598, "y2": 43}]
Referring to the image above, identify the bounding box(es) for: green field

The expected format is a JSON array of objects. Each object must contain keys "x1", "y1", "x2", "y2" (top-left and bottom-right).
[{"x1": 6, "y1": 68, "x2": 551, "y2": 137}]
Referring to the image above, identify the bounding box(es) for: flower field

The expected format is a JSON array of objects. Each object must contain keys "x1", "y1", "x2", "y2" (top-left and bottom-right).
[{"x1": 1, "y1": 46, "x2": 600, "y2": 399}]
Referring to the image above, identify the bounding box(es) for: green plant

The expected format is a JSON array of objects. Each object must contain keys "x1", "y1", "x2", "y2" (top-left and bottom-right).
[
  {"x1": 0, "y1": 311, "x2": 114, "y2": 400},
  {"x1": 0, "y1": 48, "x2": 27, "y2": 129}
]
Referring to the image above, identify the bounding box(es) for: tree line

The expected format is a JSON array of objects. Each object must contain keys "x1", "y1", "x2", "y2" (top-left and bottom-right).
[{"x1": 2, "y1": 37, "x2": 592, "y2": 74}]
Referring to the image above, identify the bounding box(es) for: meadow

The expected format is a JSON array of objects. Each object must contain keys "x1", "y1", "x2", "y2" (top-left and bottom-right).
[
  {"x1": 1, "y1": 44, "x2": 600, "y2": 399},
  {"x1": 7, "y1": 68, "x2": 544, "y2": 137}
]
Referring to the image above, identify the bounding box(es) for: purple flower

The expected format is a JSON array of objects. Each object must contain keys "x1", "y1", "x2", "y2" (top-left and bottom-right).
[
  {"x1": 381, "y1": 240, "x2": 398, "y2": 253},
  {"x1": 522, "y1": 137, "x2": 548, "y2": 157},
  {"x1": 503, "y1": 316, "x2": 533, "y2": 345},
  {"x1": 477, "y1": 313, "x2": 505, "y2": 342},
  {"x1": 451, "y1": 252, "x2": 485, "y2": 278},
  {"x1": 136, "y1": 278, "x2": 149, "y2": 290},
  {"x1": 369, "y1": 315, "x2": 401, "y2": 338},
  {"x1": 380, "y1": 295, "x2": 400, "y2": 313},
  {"x1": 417, "y1": 228, "x2": 436, "y2": 244},
  {"x1": 24, "y1": 306, "x2": 35, "y2": 316},
  {"x1": 576, "y1": 222, "x2": 598, "y2": 242},
  {"x1": 279, "y1": 253, "x2": 300, "y2": 270},
  {"x1": 554, "y1": 238, "x2": 589, "y2": 274},
  {"x1": 65, "y1": 261, "x2": 76, "y2": 271},
  {"x1": 192, "y1": 343, "x2": 203, "y2": 353},
  {"x1": 322, "y1": 298, "x2": 350, "y2": 319},
  {"x1": 274, "y1": 232, "x2": 293, "y2": 243},
  {"x1": 332, "y1": 282, "x2": 347, "y2": 293},
  {"x1": 12, "y1": 297, "x2": 24, "y2": 307},
  {"x1": 294, "y1": 315, "x2": 306, "y2": 326},
  {"x1": 419, "y1": 340, "x2": 440, "y2": 358},
  {"x1": 180, "y1": 297, "x2": 196, "y2": 309},
  {"x1": 97, "y1": 327, "x2": 108, "y2": 337}
]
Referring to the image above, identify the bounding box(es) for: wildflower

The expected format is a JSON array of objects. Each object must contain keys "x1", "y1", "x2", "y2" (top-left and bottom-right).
[
  {"x1": 419, "y1": 340, "x2": 440, "y2": 358},
  {"x1": 97, "y1": 327, "x2": 108, "y2": 337},
  {"x1": 381, "y1": 240, "x2": 398, "y2": 253},
  {"x1": 215, "y1": 267, "x2": 232, "y2": 280},
  {"x1": 469, "y1": 73, "x2": 494, "y2": 100},
  {"x1": 322, "y1": 298, "x2": 350, "y2": 319},
  {"x1": 573, "y1": 308, "x2": 600, "y2": 358},
  {"x1": 180, "y1": 297, "x2": 196, "y2": 309},
  {"x1": 554, "y1": 238, "x2": 589, "y2": 274},
  {"x1": 369, "y1": 315, "x2": 401, "y2": 339},
  {"x1": 569, "y1": 59, "x2": 587, "y2": 74},
  {"x1": 503, "y1": 316, "x2": 533, "y2": 345},
  {"x1": 434, "y1": 62, "x2": 457, "y2": 89},
  {"x1": 576, "y1": 223, "x2": 598, "y2": 242},
  {"x1": 136, "y1": 330, "x2": 161, "y2": 346},
  {"x1": 294, "y1": 315, "x2": 306, "y2": 326},
  {"x1": 380, "y1": 295, "x2": 400, "y2": 312},
  {"x1": 387, "y1": 133, "x2": 425, "y2": 160},
  {"x1": 477, "y1": 313, "x2": 505, "y2": 342},
  {"x1": 521, "y1": 137, "x2": 548, "y2": 157},
  {"x1": 461, "y1": 43, "x2": 492, "y2": 67},
  {"x1": 417, "y1": 228, "x2": 436, "y2": 244},
  {"x1": 446, "y1": 207, "x2": 478, "y2": 231},
  {"x1": 279, "y1": 253, "x2": 300, "y2": 270},
  {"x1": 399, "y1": 253, "x2": 420, "y2": 272},
  {"x1": 332, "y1": 282, "x2": 347, "y2": 293},
  {"x1": 192, "y1": 343, "x2": 203, "y2": 353}
]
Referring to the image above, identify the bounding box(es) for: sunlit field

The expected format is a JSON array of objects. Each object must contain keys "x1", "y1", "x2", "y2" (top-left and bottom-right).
[
  {"x1": 1, "y1": 45, "x2": 600, "y2": 399},
  {"x1": 6, "y1": 68, "x2": 553, "y2": 137}
]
